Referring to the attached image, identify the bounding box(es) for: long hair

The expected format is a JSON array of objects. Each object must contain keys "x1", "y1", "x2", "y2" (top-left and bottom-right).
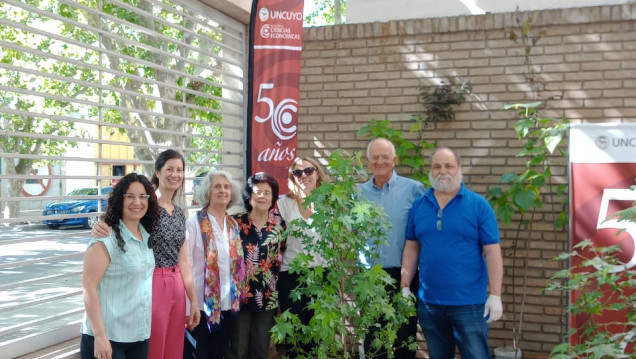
[
  {"x1": 193, "y1": 169, "x2": 242, "y2": 209},
  {"x1": 242, "y1": 172, "x2": 279, "y2": 212},
  {"x1": 286, "y1": 157, "x2": 329, "y2": 200},
  {"x1": 150, "y1": 149, "x2": 185, "y2": 201},
  {"x1": 104, "y1": 173, "x2": 159, "y2": 253}
]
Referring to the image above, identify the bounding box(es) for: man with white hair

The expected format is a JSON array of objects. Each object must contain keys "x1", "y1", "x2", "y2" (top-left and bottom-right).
[
  {"x1": 401, "y1": 147, "x2": 503, "y2": 359},
  {"x1": 359, "y1": 138, "x2": 426, "y2": 359}
]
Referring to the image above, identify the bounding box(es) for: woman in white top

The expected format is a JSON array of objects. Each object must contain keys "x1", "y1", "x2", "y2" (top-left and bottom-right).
[
  {"x1": 276, "y1": 156, "x2": 329, "y2": 358},
  {"x1": 184, "y1": 170, "x2": 246, "y2": 359}
]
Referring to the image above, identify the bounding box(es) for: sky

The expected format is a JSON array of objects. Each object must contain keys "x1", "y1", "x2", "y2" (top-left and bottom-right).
[{"x1": 302, "y1": 0, "x2": 329, "y2": 26}]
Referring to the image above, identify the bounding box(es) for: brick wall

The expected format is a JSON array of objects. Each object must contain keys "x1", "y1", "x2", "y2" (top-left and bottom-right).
[{"x1": 296, "y1": 4, "x2": 636, "y2": 358}]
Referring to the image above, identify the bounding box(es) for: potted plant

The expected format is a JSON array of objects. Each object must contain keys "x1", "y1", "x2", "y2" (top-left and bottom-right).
[{"x1": 271, "y1": 150, "x2": 416, "y2": 359}]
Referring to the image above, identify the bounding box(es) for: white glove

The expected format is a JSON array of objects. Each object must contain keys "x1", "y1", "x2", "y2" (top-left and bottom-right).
[
  {"x1": 401, "y1": 286, "x2": 412, "y2": 298},
  {"x1": 483, "y1": 294, "x2": 503, "y2": 323}
]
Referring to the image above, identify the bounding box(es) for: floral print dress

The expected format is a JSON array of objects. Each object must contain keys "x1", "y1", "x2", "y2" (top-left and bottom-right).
[{"x1": 234, "y1": 210, "x2": 286, "y2": 312}]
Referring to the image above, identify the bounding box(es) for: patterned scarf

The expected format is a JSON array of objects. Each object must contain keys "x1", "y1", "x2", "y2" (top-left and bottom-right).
[{"x1": 197, "y1": 208, "x2": 246, "y2": 328}]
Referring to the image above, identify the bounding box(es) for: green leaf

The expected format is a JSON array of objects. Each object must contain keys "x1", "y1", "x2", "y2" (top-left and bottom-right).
[
  {"x1": 487, "y1": 187, "x2": 503, "y2": 198},
  {"x1": 550, "y1": 342, "x2": 570, "y2": 355},
  {"x1": 549, "y1": 354, "x2": 572, "y2": 359},
  {"x1": 499, "y1": 171, "x2": 518, "y2": 183},
  {"x1": 504, "y1": 101, "x2": 542, "y2": 110},
  {"x1": 514, "y1": 118, "x2": 535, "y2": 138},
  {"x1": 544, "y1": 131, "x2": 563, "y2": 154},
  {"x1": 514, "y1": 189, "x2": 537, "y2": 210},
  {"x1": 495, "y1": 204, "x2": 514, "y2": 225}
]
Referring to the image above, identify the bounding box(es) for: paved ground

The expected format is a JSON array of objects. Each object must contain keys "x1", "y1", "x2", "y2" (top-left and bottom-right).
[
  {"x1": 0, "y1": 223, "x2": 89, "y2": 355},
  {"x1": 14, "y1": 338, "x2": 80, "y2": 359}
]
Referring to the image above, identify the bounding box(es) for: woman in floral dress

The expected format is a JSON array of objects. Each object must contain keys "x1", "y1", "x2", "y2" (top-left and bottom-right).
[{"x1": 226, "y1": 172, "x2": 285, "y2": 359}]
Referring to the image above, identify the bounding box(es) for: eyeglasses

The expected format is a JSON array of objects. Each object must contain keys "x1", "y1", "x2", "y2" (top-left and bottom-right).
[
  {"x1": 292, "y1": 167, "x2": 316, "y2": 178},
  {"x1": 436, "y1": 208, "x2": 443, "y2": 231},
  {"x1": 370, "y1": 154, "x2": 393, "y2": 162},
  {"x1": 124, "y1": 193, "x2": 150, "y2": 201},
  {"x1": 253, "y1": 189, "x2": 272, "y2": 197}
]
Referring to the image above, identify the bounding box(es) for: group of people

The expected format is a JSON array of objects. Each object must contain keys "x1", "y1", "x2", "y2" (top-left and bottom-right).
[
  {"x1": 79, "y1": 139, "x2": 504, "y2": 359},
  {"x1": 79, "y1": 150, "x2": 328, "y2": 359},
  {"x1": 363, "y1": 139, "x2": 503, "y2": 359}
]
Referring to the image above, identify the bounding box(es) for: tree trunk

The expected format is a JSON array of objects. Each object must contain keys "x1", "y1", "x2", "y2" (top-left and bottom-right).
[{"x1": 3, "y1": 159, "x2": 30, "y2": 219}]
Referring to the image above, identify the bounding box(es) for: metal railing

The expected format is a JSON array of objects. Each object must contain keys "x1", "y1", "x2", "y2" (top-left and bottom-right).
[{"x1": 0, "y1": 0, "x2": 246, "y2": 357}]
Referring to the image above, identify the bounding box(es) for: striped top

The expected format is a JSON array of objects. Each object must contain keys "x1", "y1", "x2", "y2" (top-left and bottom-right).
[{"x1": 80, "y1": 220, "x2": 154, "y2": 342}]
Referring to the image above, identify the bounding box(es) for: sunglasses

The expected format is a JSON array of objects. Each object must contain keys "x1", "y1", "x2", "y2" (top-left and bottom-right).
[{"x1": 292, "y1": 167, "x2": 316, "y2": 178}]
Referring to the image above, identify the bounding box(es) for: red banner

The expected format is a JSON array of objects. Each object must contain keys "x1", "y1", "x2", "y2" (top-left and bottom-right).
[
  {"x1": 569, "y1": 124, "x2": 636, "y2": 346},
  {"x1": 247, "y1": 0, "x2": 304, "y2": 193}
]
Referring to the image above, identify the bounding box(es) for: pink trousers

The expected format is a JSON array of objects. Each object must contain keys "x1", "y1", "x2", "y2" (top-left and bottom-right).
[{"x1": 148, "y1": 266, "x2": 186, "y2": 359}]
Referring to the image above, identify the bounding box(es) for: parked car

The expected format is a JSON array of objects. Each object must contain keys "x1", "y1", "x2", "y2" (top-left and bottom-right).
[{"x1": 43, "y1": 187, "x2": 111, "y2": 229}]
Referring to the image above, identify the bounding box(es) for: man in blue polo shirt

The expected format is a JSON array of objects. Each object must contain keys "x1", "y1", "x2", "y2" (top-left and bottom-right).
[
  {"x1": 401, "y1": 146, "x2": 503, "y2": 359},
  {"x1": 359, "y1": 138, "x2": 426, "y2": 359}
]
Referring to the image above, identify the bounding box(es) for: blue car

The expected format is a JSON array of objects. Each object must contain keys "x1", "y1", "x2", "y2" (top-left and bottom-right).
[{"x1": 43, "y1": 187, "x2": 111, "y2": 229}]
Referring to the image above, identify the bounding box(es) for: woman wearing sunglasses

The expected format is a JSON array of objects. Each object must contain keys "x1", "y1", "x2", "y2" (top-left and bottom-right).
[{"x1": 276, "y1": 157, "x2": 329, "y2": 358}]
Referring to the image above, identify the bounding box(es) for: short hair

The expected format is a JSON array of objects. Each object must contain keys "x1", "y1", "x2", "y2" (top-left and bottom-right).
[
  {"x1": 194, "y1": 169, "x2": 242, "y2": 209},
  {"x1": 366, "y1": 138, "x2": 396, "y2": 158},
  {"x1": 242, "y1": 172, "x2": 279, "y2": 212},
  {"x1": 286, "y1": 157, "x2": 329, "y2": 200},
  {"x1": 104, "y1": 173, "x2": 159, "y2": 253},
  {"x1": 151, "y1": 149, "x2": 185, "y2": 200},
  {"x1": 431, "y1": 147, "x2": 461, "y2": 166}
]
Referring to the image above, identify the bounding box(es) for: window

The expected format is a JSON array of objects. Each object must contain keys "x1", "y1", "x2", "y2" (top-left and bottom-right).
[
  {"x1": 112, "y1": 165, "x2": 125, "y2": 177},
  {"x1": 0, "y1": 0, "x2": 246, "y2": 355}
]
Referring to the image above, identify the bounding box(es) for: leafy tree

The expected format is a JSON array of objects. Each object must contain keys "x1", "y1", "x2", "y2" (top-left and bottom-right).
[
  {"x1": 271, "y1": 150, "x2": 415, "y2": 358},
  {"x1": 484, "y1": 100, "x2": 568, "y2": 352},
  {"x1": 0, "y1": 0, "x2": 229, "y2": 217},
  {"x1": 60, "y1": 0, "x2": 226, "y2": 168},
  {"x1": 486, "y1": 102, "x2": 569, "y2": 227},
  {"x1": 485, "y1": 13, "x2": 569, "y2": 353},
  {"x1": 0, "y1": 3, "x2": 82, "y2": 217},
  {"x1": 304, "y1": 0, "x2": 345, "y2": 26}
]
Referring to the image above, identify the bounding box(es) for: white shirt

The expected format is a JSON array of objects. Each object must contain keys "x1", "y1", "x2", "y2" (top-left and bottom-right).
[
  {"x1": 277, "y1": 195, "x2": 325, "y2": 271},
  {"x1": 185, "y1": 213, "x2": 232, "y2": 312}
]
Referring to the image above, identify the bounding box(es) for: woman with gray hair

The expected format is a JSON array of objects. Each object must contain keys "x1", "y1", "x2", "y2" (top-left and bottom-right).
[{"x1": 184, "y1": 170, "x2": 246, "y2": 359}]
